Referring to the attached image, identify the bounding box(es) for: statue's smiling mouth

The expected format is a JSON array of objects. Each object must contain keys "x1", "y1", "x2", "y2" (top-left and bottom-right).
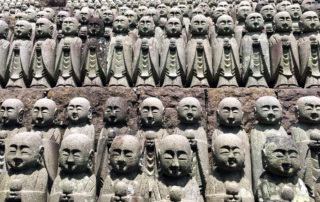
[
  {"x1": 311, "y1": 113, "x2": 319, "y2": 119},
  {"x1": 13, "y1": 158, "x2": 23, "y2": 166}
]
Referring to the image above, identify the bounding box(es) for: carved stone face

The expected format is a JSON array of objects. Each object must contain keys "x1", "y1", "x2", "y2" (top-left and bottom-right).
[
  {"x1": 147, "y1": 8, "x2": 160, "y2": 26},
  {"x1": 260, "y1": 5, "x2": 276, "y2": 21},
  {"x1": 118, "y1": 6, "x2": 129, "y2": 15},
  {"x1": 15, "y1": 13, "x2": 28, "y2": 21},
  {"x1": 14, "y1": 20, "x2": 31, "y2": 38},
  {"x1": 110, "y1": 135, "x2": 141, "y2": 173},
  {"x1": 263, "y1": 136, "x2": 300, "y2": 176},
  {"x1": 137, "y1": 6, "x2": 147, "y2": 19},
  {"x1": 35, "y1": 18, "x2": 53, "y2": 38},
  {"x1": 296, "y1": 96, "x2": 320, "y2": 123},
  {"x1": 59, "y1": 133, "x2": 92, "y2": 173},
  {"x1": 139, "y1": 97, "x2": 164, "y2": 127},
  {"x1": 113, "y1": 15, "x2": 129, "y2": 33},
  {"x1": 165, "y1": 17, "x2": 182, "y2": 37},
  {"x1": 125, "y1": 10, "x2": 137, "y2": 27},
  {"x1": 217, "y1": 1, "x2": 230, "y2": 12},
  {"x1": 255, "y1": 1, "x2": 268, "y2": 13},
  {"x1": 43, "y1": 7, "x2": 55, "y2": 22},
  {"x1": 62, "y1": 17, "x2": 80, "y2": 36},
  {"x1": 104, "y1": 97, "x2": 128, "y2": 124},
  {"x1": 67, "y1": 97, "x2": 91, "y2": 124},
  {"x1": 238, "y1": 0, "x2": 251, "y2": 7},
  {"x1": 273, "y1": 11, "x2": 292, "y2": 32},
  {"x1": 56, "y1": 11, "x2": 70, "y2": 28},
  {"x1": 160, "y1": 135, "x2": 192, "y2": 177},
  {"x1": 300, "y1": 11, "x2": 320, "y2": 32},
  {"x1": 302, "y1": 0, "x2": 317, "y2": 12},
  {"x1": 212, "y1": 7, "x2": 227, "y2": 22},
  {"x1": 255, "y1": 96, "x2": 283, "y2": 125},
  {"x1": 217, "y1": 98, "x2": 243, "y2": 127},
  {"x1": 237, "y1": 6, "x2": 252, "y2": 22},
  {"x1": 36, "y1": 11, "x2": 50, "y2": 21},
  {"x1": 216, "y1": 15, "x2": 234, "y2": 35},
  {"x1": 101, "y1": 10, "x2": 114, "y2": 25},
  {"x1": 7, "y1": 132, "x2": 43, "y2": 171},
  {"x1": 177, "y1": 97, "x2": 202, "y2": 124},
  {"x1": 286, "y1": 5, "x2": 302, "y2": 20},
  {"x1": 191, "y1": 8, "x2": 204, "y2": 19},
  {"x1": 32, "y1": 98, "x2": 57, "y2": 127},
  {"x1": 198, "y1": 3, "x2": 210, "y2": 16},
  {"x1": 168, "y1": 7, "x2": 183, "y2": 23},
  {"x1": 0, "y1": 99, "x2": 24, "y2": 126},
  {"x1": 277, "y1": 1, "x2": 291, "y2": 12},
  {"x1": 190, "y1": 14, "x2": 209, "y2": 35},
  {"x1": 88, "y1": 17, "x2": 104, "y2": 36},
  {"x1": 178, "y1": 4, "x2": 189, "y2": 17},
  {"x1": 80, "y1": 7, "x2": 91, "y2": 24},
  {"x1": 245, "y1": 13, "x2": 264, "y2": 31},
  {"x1": 157, "y1": 4, "x2": 168, "y2": 17},
  {"x1": 214, "y1": 134, "x2": 245, "y2": 172},
  {"x1": 138, "y1": 16, "x2": 155, "y2": 36}
]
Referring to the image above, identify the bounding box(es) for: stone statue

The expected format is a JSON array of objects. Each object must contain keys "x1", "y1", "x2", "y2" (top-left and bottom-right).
[
  {"x1": 124, "y1": 10, "x2": 138, "y2": 44},
  {"x1": 100, "y1": 9, "x2": 114, "y2": 32},
  {"x1": 212, "y1": 15, "x2": 241, "y2": 88},
  {"x1": 6, "y1": 20, "x2": 33, "y2": 88},
  {"x1": 235, "y1": 6, "x2": 252, "y2": 47},
  {"x1": 174, "y1": 97, "x2": 209, "y2": 194},
  {"x1": 186, "y1": 14, "x2": 213, "y2": 88},
  {"x1": 106, "y1": 15, "x2": 133, "y2": 87},
  {"x1": 206, "y1": 134, "x2": 254, "y2": 202},
  {"x1": 64, "y1": 97, "x2": 95, "y2": 143},
  {"x1": 56, "y1": 11, "x2": 71, "y2": 42},
  {"x1": 81, "y1": 17, "x2": 107, "y2": 87},
  {"x1": 78, "y1": 7, "x2": 93, "y2": 42},
  {"x1": 286, "y1": 4, "x2": 302, "y2": 40},
  {"x1": 146, "y1": 8, "x2": 164, "y2": 46},
  {"x1": 0, "y1": 20, "x2": 9, "y2": 88},
  {"x1": 213, "y1": 97, "x2": 252, "y2": 185},
  {"x1": 250, "y1": 96, "x2": 288, "y2": 191},
  {"x1": 298, "y1": 11, "x2": 320, "y2": 88},
  {"x1": 0, "y1": 132, "x2": 48, "y2": 201},
  {"x1": 50, "y1": 134, "x2": 96, "y2": 202},
  {"x1": 160, "y1": 17, "x2": 186, "y2": 87},
  {"x1": 168, "y1": 7, "x2": 188, "y2": 44},
  {"x1": 210, "y1": 7, "x2": 228, "y2": 39},
  {"x1": 54, "y1": 17, "x2": 82, "y2": 87},
  {"x1": 151, "y1": 135, "x2": 203, "y2": 202},
  {"x1": 257, "y1": 136, "x2": 310, "y2": 202},
  {"x1": 260, "y1": 5, "x2": 276, "y2": 38},
  {"x1": 276, "y1": 0, "x2": 291, "y2": 12},
  {"x1": 133, "y1": 16, "x2": 160, "y2": 87},
  {"x1": 29, "y1": 18, "x2": 56, "y2": 88},
  {"x1": 96, "y1": 97, "x2": 130, "y2": 191},
  {"x1": 269, "y1": 11, "x2": 300, "y2": 88},
  {"x1": 301, "y1": 0, "x2": 317, "y2": 13},
  {"x1": 241, "y1": 13, "x2": 270, "y2": 88},
  {"x1": 137, "y1": 5, "x2": 148, "y2": 20},
  {"x1": 98, "y1": 135, "x2": 149, "y2": 202},
  {"x1": 291, "y1": 96, "x2": 320, "y2": 199}
]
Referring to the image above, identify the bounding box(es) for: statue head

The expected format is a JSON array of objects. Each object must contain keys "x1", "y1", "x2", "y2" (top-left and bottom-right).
[
  {"x1": 56, "y1": 11, "x2": 71, "y2": 28},
  {"x1": 178, "y1": 4, "x2": 189, "y2": 17},
  {"x1": 159, "y1": 135, "x2": 192, "y2": 177},
  {"x1": 299, "y1": 11, "x2": 319, "y2": 32},
  {"x1": 124, "y1": 10, "x2": 137, "y2": 27},
  {"x1": 138, "y1": 16, "x2": 155, "y2": 36},
  {"x1": 137, "y1": 5, "x2": 147, "y2": 19},
  {"x1": 87, "y1": 17, "x2": 104, "y2": 36},
  {"x1": 165, "y1": 17, "x2": 182, "y2": 37},
  {"x1": 245, "y1": 12, "x2": 264, "y2": 31},
  {"x1": 157, "y1": 3, "x2": 168, "y2": 18},
  {"x1": 21, "y1": 3, "x2": 28, "y2": 11},
  {"x1": 190, "y1": 14, "x2": 209, "y2": 35},
  {"x1": 260, "y1": 5, "x2": 276, "y2": 21},
  {"x1": 118, "y1": 6, "x2": 129, "y2": 15},
  {"x1": 100, "y1": 9, "x2": 114, "y2": 26},
  {"x1": 237, "y1": 6, "x2": 252, "y2": 22},
  {"x1": 15, "y1": 12, "x2": 28, "y2": 22},
  {"x1": 0, "y1": 20, "x2": 8, "y2": 39},
  {"x1": 0, "y1": 99, "x2": 24, "y2": 126},
  {"x1": 177, "y1": 97, "x2": 202, "y2": 124},
  {"x1": 218, "y1": 1, "x2": 230, "y2": 12},
  {"x1": 198, "y1": 2, "x2": 210, "y2": 16},
  {"x1": 255, "y1": 0, "x2": 268, "y2": 13},
  {"x1": 262, "y1": 136, "x2": 300, "y2": 176},
  {"x1": 59, "y1": 133, "x2": 93, "y2": 173},
  {"x1": 168, "y1": 7, "x2": 183, "y2": 23},
  {"x1": 35, "y1": 18, "x2": 54, "y2": 39},
  {"x1": 273, "y1": 11, "x2": 292, "y2": 32},
  {"x1": 67, "y1": 97, "x2": 92, "y2": 124},
  {"x1": 112, "y1": 15, "x2": 129, "y2": 33},
  {"x1": 62, "y1": 17, "x2": 80, "y2": 36},
  {"x1": 36, "y1": 11, "x2": 50, "y2": 21},
  {"x1": 217, "y1": 97, "x2": 243, "y2": 127},
  {"x1": 32, "y1": 98, "x2": 57, "y2": 127},
  {"x1": 216, "y1": 15, "x2": 235, "y2": 35},
  {"x1": 14, "y1": 20, "x2": 32, "y2": 39},
  {"x1": 301, "y1": 0, "x2": 317, "y2": 12},
  {"x1": 146, "y1": 8, "x2": 160, "y2": 26},
  {"x1": 213, "y1": 134, "x2": 245, "y2": 172},
  {"x1": 139, "y1": 97, "x2": 164, "y2": 127},
  {"x1": 43, "y1": 7, "x2": 55, "y2": 22},
  {"x1": 190, "y1": 7, "x2": 204, "y2": 19},
  {"x1": 110, "y1": 135, "x2": 142, "y2": 173},
  {"x1": 238, "y1": 0, "x2": 251, "y2": 7},
  {"x1": 255, "y1": 96, "x2": 283, "y2": 125},
  {"x1": 276, "y1": 1, "x2": 291, "y2": 12},
  {"x1": 295, "y1": 96, "x2": 320, "y2": 124},
  {"x1": 103, "y1": 97, "x2": 128, "y2": 124},
  {"x1": 80, "y1": 7, "x2": 92, "y2": 24},
  {"x1": 212, "y1": 7, "x2": 228, "y2": 23},
  {"x1": 286, "y1": 4, "x2": 302, "y2": 21},
  {"x1": 6, "y1": 132, "x2": 44, "y2": 171}
]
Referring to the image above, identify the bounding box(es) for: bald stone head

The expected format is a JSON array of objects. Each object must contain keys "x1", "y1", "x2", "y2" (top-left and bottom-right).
[
  {"x1": 0, "y1": 99, "x2": 24, "y2": 126},
  {"x1": 300, "y1": 11, "x2": 319, "y2": 32},
  {"x1": 113, "y1": 15, "x2": 129, "y2": 33},
  {"x1": 14, "y1": 20, "x2": 32, "y2": 39},
  {"x1": 217, "y1": 97, "x2": 243, "y2": 127},
  {"x1": 190, "y1": 14, "x2": 209, "y2": 35},
  {"x1": 237, "y1": 6, "x2": 252, "y2": 22},
  {"x1": 296, "y1": 96, "x2": 320, "y2": 123},
  {"x1": 62, "y1": 17, "x2": 80, "y2": 36},
  {"x1": 212, "y1": 7, "x2": 228, "y2": 23},
  {"x1": 255, "y1": 96, "x2": 283, "y2": 125},
  {"x1": 104, "y1": 97, "x2": 128, "y2": 124},
  {"x1": 32, "y1": 98, "x2": 57, "y2": 127},
  {"x1": 286, "y1": 4, "x2": 302, "y2": 20},
  {"x1": 139, "y1": 97, "x2": 164, "y2": 127},
  {"x1": 177, "y1": 97, "x2": 202, "y2": 124},
  {"x1": 276, "y1": 1, "x2": 291, "y2": 12},
  {"x1": 216, "y1": 15, "x2": 235, "y2": 35},
  {"x1": 35, "y1": 18, "x2": 54, "y2": 38},
  {"x1": 260, "y1": 5, "x2": 276, "y2": 21},
  {"x1": 245, "y1": 12, "x2": 264, "y2": 31},
  {"x1": 138, "y1": 16, "x2": 155, "y2": 36},
  {"x1": 273, "y1": 11, "x2": 292, "y2": 32},
  {"x1": 88, "y1": 17, "x2": 104, "y2": 36},
  {"x1": 67, "y1": 97, "x2": 92, "y2": 124}
]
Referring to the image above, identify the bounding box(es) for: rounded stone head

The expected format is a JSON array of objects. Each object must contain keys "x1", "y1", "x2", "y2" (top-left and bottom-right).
[
  {"x1": 190, "y1": 14, "x2": 209, "y2": 35},
  {"x1": 168, "y1": 7, "x2": 183, "y2": 23},
  {"x1": 299, "y1": 11, "x2": 320, "y2": 32},
  {"x1": 212, "y1": 7, "x2": 228, "y2": 23},
  {"x1": 217, "y1": 1, "x2": 230, "y2": 12},
  {"x1": 139, "y1": 97, "x2": 164, "y2": 127},
  {"x1": 125, "y1": 10, "x2": 138, "y2": 27},
  {"x1": 245, "y1": 13, "x2": 264, "y2": 31},
  {"x1": 213, "y1": 133, "x2": 245, "y2": 172},
  {"x1": 36, "y1": 11, "x2": 50, "y2": 21},
  {"x1": 190, "y1": 7, "x2": 204, "y2": 19},
  {"x1": 178, "y1": 4, "x2": 189, "y2": 17},
  {"x1": 217, "y1": 97, "x2": 243, "y2": 127},
  {"x1": 100, "y1": 9, "x2": 114, "y2": 25},
  {"x1": 79, "y1": 7, "x2": 92, "y2": 24},
  {"x1": 237, "y1": 6, "x2": 252, "y2": 22},
  {"x1": 198, "y1": 2, "x2": 210, "y2": 16},
  {"x1": 255, "y1": 0, "x2": 268, "y2": 13},
  {"x1": 273, "y1": 11, "x2": 292, "y2": 32},
  {"x1": 56, "y1": 11, "x2": 71, "y2": 28},
  {"x1": 159, "y1": 135, "x2": 192, "y2": 177},
  {"x1": 216, "y1": 15, "x2": 235, "y2": 35},
  {"x1": 14, "y1": 20, "x2": 32, "y2": 39},
  {"x1": 118, "y1": 6, "x2": 129, "y2": 15},
  {"x1": 0, "y1": 20, "x2": 9, "y2": 39},
  {"x1": 43, "y1": 7, "x2": 55, "y2": 22},
  {"x1": 262, "y1": 135, "x2": 300, "y2": 176},
  {"x1": 35, "y1": 18, "x2": 54, "y2": 38},
  {"x1": 15, "y1": 13, "x2": 28, "y2": 21},
  {"x1": 146, "y1": 8, "x2": 160, "y2": 26},
  {"x1": 138, "y1": 16, "x2": 155, "y2": 36},
  {"x1": 109, "y1": 135, "x2": 142, "y2": 173},
  {"x1": 260, "y1": 5, "x2": 276, "y2": 21},
  {"x1": 0, "y1": 99, "x2": 25, "y2": 126},
  {"x1": 301, "y1": 0, "x2": 317, "y2": 12},
  {"x1": 286, "y1": 4, "x2": 302, "y2": 21},
  {"x1": 137, "y1": 6, "x2": 148, "y2": 19},
  {"x1": 276, "y1": 1, "x2": 291, "y2": 12},
  {"x1": 59, "y1": 133, "x2": 94, "y2": 173},
  {"x1": 157, "y1": 4, "x2": 168, "y2": 18},
  {"x1": 67, "y1": 97, "x2": 92, "y2": 124},
  {"x1": 62, "y1": 17, "x2": 80, "y2": 36},
  {"x1": 296, "y1": 96, "x2": 320, "y2": 124},
  {"x1": 88, "y1": 17, "x2": 104, "y2": 36},
  {"x1": 177, "y1": 97, "x2": 202, "y2": 124},
  {"x1": 255, "y1": 96, "x2": 283, "y2": 125},
  {"x1": 238, "y1": 0, "x2": 251, "y2": 8},
  {"x1": 113, "y1": 15, "x2": 129, "y2": 33},
  {"x1": 32, "y1": 98, "x2": 57, "y2": 127},
  {"x1": 165, "y1": 17, "x2": 182, "y2": 37},
  {"x1": 103, "y1": 97, "x2": 128, "y2": 124},
  {"x1": 6, "y1": 132, "x2": 43, "y2": 171}
]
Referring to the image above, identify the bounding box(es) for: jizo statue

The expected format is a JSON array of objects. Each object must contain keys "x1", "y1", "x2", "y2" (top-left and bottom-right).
[
  {"x1": 260, "y1": 5, "x2": 276, "y2": 38},
  {"x1": 124, "y1": 10, "x2": 138, "y2": 43},
  {"x1": 235, "y1": 6, "x2": 252, "y2": 47},
  {"x1": 286, "y1": 4, "x2": 302, "y2": 40},
  {"x1": 0, "y1": 20, "x2": 9, "y2": 88}
]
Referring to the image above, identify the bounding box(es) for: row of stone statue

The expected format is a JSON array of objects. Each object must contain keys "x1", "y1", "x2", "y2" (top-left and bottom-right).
[
  {"x1": 2, "y1": 0, "x2": 320, "y2": 88},
  {"x1": 0, "y1": 95, "x2": 320, "y2": 201}
]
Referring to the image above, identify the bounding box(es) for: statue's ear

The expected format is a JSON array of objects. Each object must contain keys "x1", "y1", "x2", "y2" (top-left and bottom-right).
[
  {"x1": 49, "y1": 25, "x2": 54, "y2": 36},
  {"x1": 38, "y1": 146, "x2": 44, "y2": 164},
  {"x1": 216, "y1": 109, "x2": 220, "y2": 122},
  {"x1": 87, "y1": 107, "x2": 92, "y2": 120},
  {"x1": 28, "y1": 28, "x2": 32, "y2": 37},
  {"x1": 3, "y1": 27, "x2": 8, "y2": 38},
  {"x1": 18, "y1": 108, "x2": 24, "y2": 124},
  {"x1": 262, "y1": 148, "x2": 267, "y2": 169},
  {"x1": 87, "y1": 149, "x2": 94, "y2": 170},
  {"x1": 53, "y1": 108, "x2": 58, "y2": 124}
]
